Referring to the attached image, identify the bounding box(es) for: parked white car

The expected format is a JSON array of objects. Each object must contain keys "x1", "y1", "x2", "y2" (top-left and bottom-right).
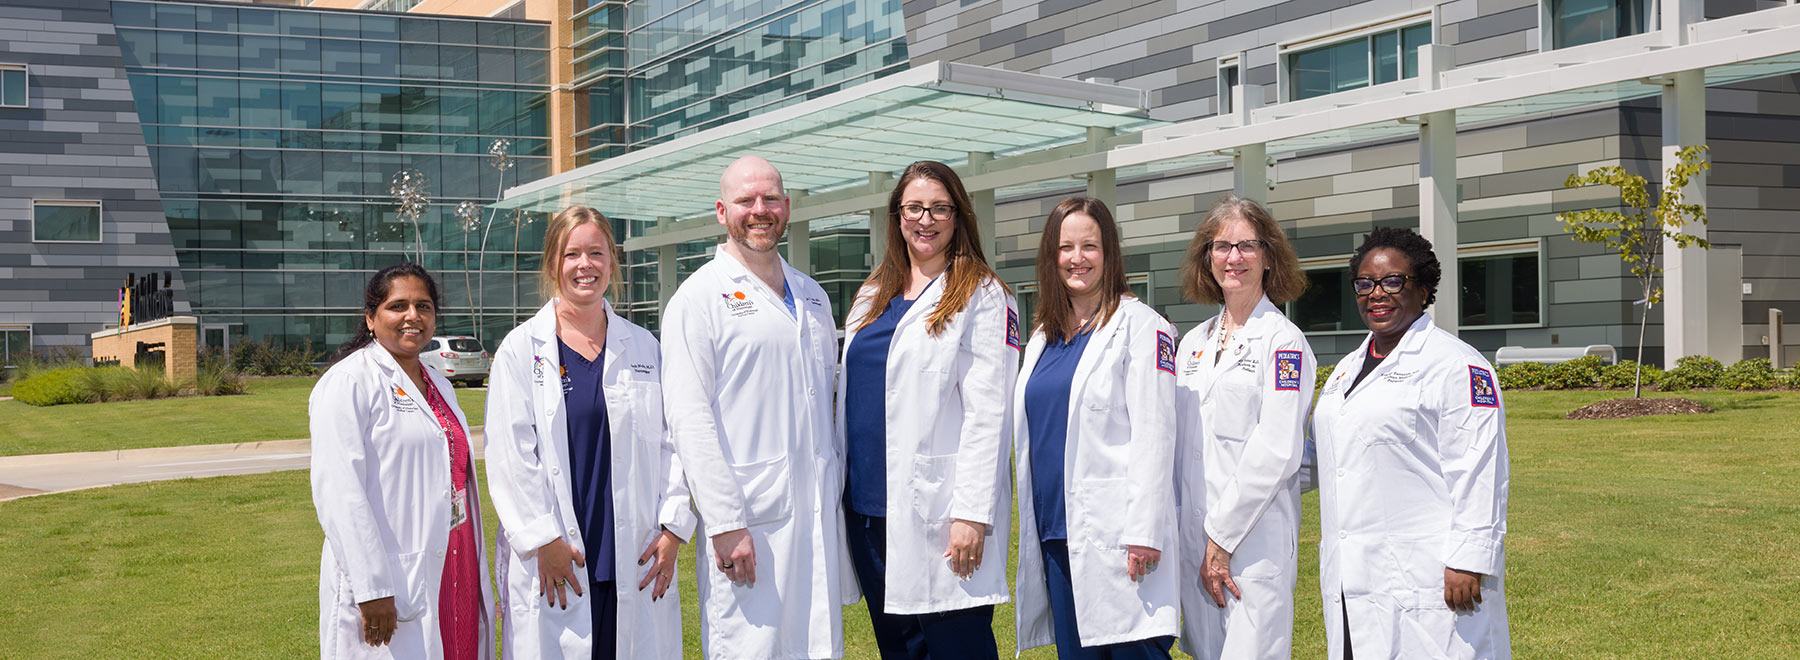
[{"x1": 419, "y1": 336, "x2": 490, "y2": 387}]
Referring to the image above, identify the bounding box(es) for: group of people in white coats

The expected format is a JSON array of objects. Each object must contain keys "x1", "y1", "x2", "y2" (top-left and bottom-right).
[{"x1": 307, "y1": 151, "x2": 1511, "y2": 660}]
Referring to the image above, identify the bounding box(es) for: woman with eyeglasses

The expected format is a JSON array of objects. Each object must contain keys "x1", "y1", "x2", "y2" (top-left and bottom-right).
[
  {"x1": 1311, "y1": 227, "x2": 1511, "y2": 660},
  {"x1": 836, "y1": 160, "x2": 1019, "y2": 658},
  {"x1": 1171, "y1": 196, "x2": 1314, "y2": 660},
  {"x1": 1013, "y1": 197, "x2": 1179, "y2": 660}
]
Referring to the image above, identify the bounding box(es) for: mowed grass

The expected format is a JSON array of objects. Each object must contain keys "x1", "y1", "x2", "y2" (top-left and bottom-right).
[
  {"x1": 0, "y1": 376, "x2": 487, "y2": 456},
  {"x1": 1, "y1": 391, "x2": 1797, "y2": 657}
]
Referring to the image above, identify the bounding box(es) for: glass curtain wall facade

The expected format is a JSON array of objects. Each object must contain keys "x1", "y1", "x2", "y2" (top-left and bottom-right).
[
  {"x1": 110, "y1": 0, "x2": 552, "y2": 351},
  {"x1": 570, "y1": 0, "x2": 908, "y2": 329}
]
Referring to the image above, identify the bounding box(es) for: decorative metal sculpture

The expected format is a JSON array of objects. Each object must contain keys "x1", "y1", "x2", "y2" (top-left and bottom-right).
[
  {"x1": 472, "y1": 139, "x2": 517, "y2": 345},
  {"x1": 389, "y1": 168, "x2": 430, "y2": 264}
]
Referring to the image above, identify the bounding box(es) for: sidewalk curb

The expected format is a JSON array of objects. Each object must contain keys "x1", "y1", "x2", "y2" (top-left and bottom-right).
[{"x1": 0, "y1": 426, "x2": 484, "y2": 469}]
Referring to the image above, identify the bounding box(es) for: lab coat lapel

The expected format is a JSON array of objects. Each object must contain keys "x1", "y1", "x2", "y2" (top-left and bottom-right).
[
  {"x1": 1341, "y1": 312, "x2": 1435, "y2": 404},
  {"x1": 368, "y1": 343, "x2": 437, "y2": 425},
  {"x1": 524, "y1": 302, "x2": 564, "y2": 421},
  {"x1": 718, "y1": 249, "x2": 800, "y2": 328},
  {"x1": 1068, "y1": 295, "x2": 1130, "y2": 408}
]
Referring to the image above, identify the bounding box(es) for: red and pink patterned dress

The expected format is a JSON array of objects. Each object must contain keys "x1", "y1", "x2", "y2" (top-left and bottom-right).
[{"x1": 420, "y1": 376, "x2": 480, "y2": 660}]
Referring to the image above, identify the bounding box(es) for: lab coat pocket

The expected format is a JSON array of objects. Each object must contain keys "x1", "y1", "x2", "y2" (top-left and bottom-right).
[
  {"x1": 1360, "y1": 389, "x2": 1422, "y2": 447},
  {"x1": 633, "y1": 382, "x2": 665, "y2": 435},
  {"x1": 729, "y1": 454, "x2": 794, "y2": 527},
  {"x1": 1074, "y1": 477, "x2": 1131, "y2": 549},
  {"x1": 392, "y1": 550, "x2": 430, "y2": 622},
  {"x1": 909, "y1": 453, "x2": 957, "y2": 524},
  {"x1": 1211, "y1": 382, "x2": 1259, "y2": 442}
]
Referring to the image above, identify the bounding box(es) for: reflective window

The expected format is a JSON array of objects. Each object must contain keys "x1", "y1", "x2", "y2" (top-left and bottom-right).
[
  {"x1": 1, "y1": 327, "x2": 30, "y2": 366},
  {"x1": 109, "y1": 2, "x2": 553, "y2": 351},
  {"x1": 1290, "y1": 266, "x2": 1367, "y2": 332},
  {"x1": 1288, "y1": 23, "x2": 1431, "y2": 101},
  {"x1": 33, "y1": 201, "x2": 103, "y2": 243},
  {"x1": 1460, "y1": 252, "x2": 1541, "y2": 326},
  {"x1": 1551, "y1": 0, "x2": 1650, "y2": 49},
  {"x1": 0, "y1": 65, "x2": 26, "y2": 108}
]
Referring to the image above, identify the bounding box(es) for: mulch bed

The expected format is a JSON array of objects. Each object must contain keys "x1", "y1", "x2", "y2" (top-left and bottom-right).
[{"x1": 1566, "y1": 397, "x2": 1714, "y2": 420}]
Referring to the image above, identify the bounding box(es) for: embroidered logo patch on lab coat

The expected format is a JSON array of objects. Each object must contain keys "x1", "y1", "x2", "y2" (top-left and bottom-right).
[
  {"x1": 1006, "y1": 307, "x2": 1021, "y2": 350},
  {"x1": 1275, "y1": 350, "x2": 1302, "y2": 391},
  {"x1": 1156, "y1": 330, "x2": 1176, "y2": 375},
  {"x1": 1469, "y1": 365, "x2": 1499, "y2": 408},
  {"x1": 721, "y1": 291, "x2": 756, "y2": 317},
  {"x1": 391, "y1": 386, "x2": 419, "y2": 413}
]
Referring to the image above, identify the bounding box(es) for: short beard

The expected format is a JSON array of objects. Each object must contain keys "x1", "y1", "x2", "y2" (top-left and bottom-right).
[{"x1": 727, "y1": 216, "x2": 785, "y2": 253}]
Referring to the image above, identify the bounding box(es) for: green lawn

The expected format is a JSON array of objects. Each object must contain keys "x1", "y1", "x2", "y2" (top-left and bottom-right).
[
  {"x1": 0, "y1": 376, "x2": 487, "y2": 456},
  {"x1": 1, "y1": 391, "x2": 1797, "y2": 657}
]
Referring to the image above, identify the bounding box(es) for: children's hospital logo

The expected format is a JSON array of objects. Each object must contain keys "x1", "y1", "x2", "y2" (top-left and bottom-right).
[
  {"x1": 1275, "y1": 350, "x2": 1302, "y2": 391},
  {"x1": 721, "y1": 291, "x2": 756, "y2": 316}
]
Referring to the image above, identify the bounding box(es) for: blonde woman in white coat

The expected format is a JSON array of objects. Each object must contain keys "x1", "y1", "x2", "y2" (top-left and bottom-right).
[
  {"x1": 1013, "y1": 197, "x2": 1180, "y2": 660},
  {"x1": 484, "y1": 206, "x2": 696, "y2": 660},
  {"x1": 1173, "y1": 196, "x2": 1316, "y2": 660},
  {"x1": 835, "y1": 161, "x2": 1019, "y2": 659},
  {"x1": 311, "y1": 263, "x2": 494, "y2": 660}
]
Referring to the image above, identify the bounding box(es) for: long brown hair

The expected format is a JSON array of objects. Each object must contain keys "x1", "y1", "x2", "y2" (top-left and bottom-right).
[
  {"x1": 1035, "y1": 196, "x2": 1129, "y2": 343},
  {"x1": 539, "y1": 206, "x2": 621, "y2": 302},
  {"x1": 854, "y1": 161, "x2": 1006, "y2": 336},
  {"x1": 1180, "y1": 195, "x2": 1309, "y2": 305}
]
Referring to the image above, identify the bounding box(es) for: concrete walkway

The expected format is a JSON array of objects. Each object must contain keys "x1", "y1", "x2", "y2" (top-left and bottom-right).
[{"x1": 0, "y1": 427, "x2": 484, "y2": 502}]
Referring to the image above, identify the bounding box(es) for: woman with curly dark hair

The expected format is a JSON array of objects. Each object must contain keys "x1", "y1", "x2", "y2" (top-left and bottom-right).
[{"x1": 1311, "y1": 227, "x2": 1512, "y2": 660}]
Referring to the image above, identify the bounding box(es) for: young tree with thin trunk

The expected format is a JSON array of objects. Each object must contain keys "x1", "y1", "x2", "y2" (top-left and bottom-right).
[{"x1": 1558, "y1": 145, "x2": 1710, "y2": 397}]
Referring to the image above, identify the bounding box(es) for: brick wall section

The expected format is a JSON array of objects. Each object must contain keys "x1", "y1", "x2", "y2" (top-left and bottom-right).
[
  {"x1": 91, "y1": 316, "x2": 198, "y2": 383},
  {"x1": 0, "y1": 0, "x2": 188, "y2": 359}
]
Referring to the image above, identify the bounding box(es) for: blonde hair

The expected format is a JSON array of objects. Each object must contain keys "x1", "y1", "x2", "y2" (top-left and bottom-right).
[{"x1": 539, "y1": 206, "x2": 621, "y2": 302}]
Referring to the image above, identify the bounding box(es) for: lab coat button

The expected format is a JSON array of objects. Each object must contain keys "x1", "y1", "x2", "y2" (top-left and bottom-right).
[
  {"x1": 1336, "y1": 468, "x2": 1346, "y2": 477},
  {"x1": 437, "y1": 550, "x2": 445, "y2": 559},
  {"x1": 551, "y1": 467, "x2": 560, "y2": 476},
  {"x1": 808, "y1": 387, "x2": 816, "y2": 396},
  {"x1": 1338, "y1": 531, "x2": 1347, "y2": 539}
]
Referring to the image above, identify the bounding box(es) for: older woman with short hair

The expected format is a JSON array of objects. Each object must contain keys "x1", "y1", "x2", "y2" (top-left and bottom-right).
[{"x1": 1172, "y1": 195, "x2": 1314, "y2": 660}]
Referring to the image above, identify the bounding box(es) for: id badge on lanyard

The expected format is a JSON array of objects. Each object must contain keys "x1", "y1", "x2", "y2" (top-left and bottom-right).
[{"x1": 451, "y1": 488, "x2": 469, "y2": 528}]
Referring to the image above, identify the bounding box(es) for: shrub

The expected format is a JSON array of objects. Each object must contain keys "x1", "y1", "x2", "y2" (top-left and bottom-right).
[
  {"x1": 1663, "y1": 355, "x2": 1725, "y2": 389},
  {"x1": 1597, "y1": 360, "x2": 1661, "y2": 389},
  {"x1": 1543, "y1": 355, "x2": 1605, "y2": 390},
  {"x1": 230, "y1": 339, "x2": 321, "y2": 376},
  {"x1": 1720, "y1": 358, "x2": 1777, "y2": 391},
  {"x1": 1315, "y1": 364, "x2": 1336, "y2": 391},
  {"x1": 195, "y1": 350, "x2": 248, "y2": 396},
  {"x1": 1497, "y1": 362, "x2": 1551, "y2": 390},
  {"x1": 11, "y1": 367, "x2": 93, "y2": 406},
  {"x1": 1779, "y1": 368, "x2": 1800, "y2": 390},
  {"x1": 8, "y1": 346, "x2": 84, "y2": 382}
]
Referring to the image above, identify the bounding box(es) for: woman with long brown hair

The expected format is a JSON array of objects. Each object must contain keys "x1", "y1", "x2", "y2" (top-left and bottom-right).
[
  {"x1": 1012, "y1": 197, "x2": 1180, "y2": 660},
  {"x1": 835, "y1": 160, "x2": 1019, "y2": 658}
]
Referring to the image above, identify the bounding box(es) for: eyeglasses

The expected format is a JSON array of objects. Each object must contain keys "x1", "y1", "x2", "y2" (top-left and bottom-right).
[
  {"x1": 1351, "y1": 275, "x2": 1418, "y2": 296},
  {"x1": 1206, "y1": 239, "x2": 1266, "y2": 258},
  {"x1": 899, "y1": 204, "x2": 957, "y2": 221}
]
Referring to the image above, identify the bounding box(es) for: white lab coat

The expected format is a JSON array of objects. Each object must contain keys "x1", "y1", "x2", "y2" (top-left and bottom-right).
[
  {"x1": 1013, "y1": 295, "x2": 1181, "y2": 651},
  {"x1": 662, "y1": 250, "x2": 855, "y2": 659},
  {"x1": 1174, "y1": 296, "x2": 1316, "y2": 660},
  {"x1": 310, "y1": 343, "x2": 495, "y2": 660},
  {"x1": 834, "y1": 276, "x2": 1018, "y2": 614},
  {"x1": 1312, "y1": 313, "x2": 1510, "y2": 660},
  {"x1": 483, "y1": 299, "x2": 698, "y2": 660}
]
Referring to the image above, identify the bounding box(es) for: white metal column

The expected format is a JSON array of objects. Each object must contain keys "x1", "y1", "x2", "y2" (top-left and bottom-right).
[
  {"x1": 967, "y1": 151, "x2": 997, "y2": 256},
  {"x1": 1083, "y1": 128, "x2": 1116, "y2": 209},
  {"x1": 1662, "y1": 68, "x2": 1708, "y2": 363},
  {"x1": 867, "y1": 170, "x2": 893, "y2": 262},
  {"x1": 1234, "y1": 143, "x2": 1267, "y2": 203},
  {"x1": 1419, "y1": 110, "x2": 1459, "y2": 334},
  {"x1": 656, "y1": 216, "x2": 676, "y2": 312},
  {"x1": 787, "y1": 188, "x2": 811, "y2": 275}
]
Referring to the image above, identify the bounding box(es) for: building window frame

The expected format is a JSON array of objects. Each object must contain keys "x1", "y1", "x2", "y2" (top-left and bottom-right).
[
  {"x1": 32, "y1": 200, "x2": 105, "y2": 244},
  {"x1": 1542, "y1": 0, "x2": 1654, "y2": 51},
  {"x1": 1457, "y1": 238, "x2": 1546, "y2": 330},
  {"x1": 0, "y1": 63, "x2": 27, "y2": 108},
  {"x1": 1279, "y1": 11, "x2": 1434, "y2": 103},
  {"x1": 1289, "y1": 238, "x2": 1547, "y2": 334},
  {"x1": 1, "y1": 325, "x2": 30, "y2": 367},
  {"x1": 1216, "y1": 56, "x2": 1240, "y2": 116}
]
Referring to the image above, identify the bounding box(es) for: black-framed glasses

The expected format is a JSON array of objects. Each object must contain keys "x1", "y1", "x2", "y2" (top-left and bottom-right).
[
  {"x1": 899, "y1": 204, "x2": 957, "y2": 221},
  {"x1": 1206, "y1": 239, "x2": 1266, "y2": 258},
  {"x1": 1352, "y1": 275, "x2": 1418, "y2": 296}
]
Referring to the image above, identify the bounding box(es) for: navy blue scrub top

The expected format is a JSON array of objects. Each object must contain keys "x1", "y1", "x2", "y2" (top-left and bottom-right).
[
  {"x1": 843, "y1": 296, "x2": 916, "y2": 517},
  {"x1": 559, "y1": 337, "x2": 615, "y2": 584},
  {"x1": 1023, "y1": 329, "x2": 1092, "y2": 542}
]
